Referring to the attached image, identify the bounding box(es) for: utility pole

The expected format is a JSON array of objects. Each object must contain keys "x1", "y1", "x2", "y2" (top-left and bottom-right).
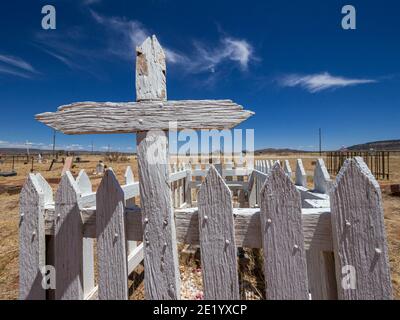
[
  {"x1": 319, "y1": 128, "x2": 322, "y2": 156},
  {"x1": 91, "y1": 141, "x2": 94, "y2": 154},
  {"x1": 26, "y1": 140, "x2": 30, "y2": 157},
  {"x1": 52, "y1": 129, "x2": 56, "y2": 158}
]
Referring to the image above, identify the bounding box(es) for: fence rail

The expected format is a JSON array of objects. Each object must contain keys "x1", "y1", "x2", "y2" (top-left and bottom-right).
[
  {"x1": 19, "y1": 157, "x2": 393, "y2": 300},
  {"x1": 326, "y1": 151, "x2": 390, "y2": 180}
]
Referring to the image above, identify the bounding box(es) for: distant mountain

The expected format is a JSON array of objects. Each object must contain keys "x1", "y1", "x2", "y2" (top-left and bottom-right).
[
  {"x1": 255, "y1": 148, "x2": 312, "y2": 154},
  {"x1": 0, "y1": 148, "x2": 133, "y2": 155},
  {"x1": 347, "y1": 139, "x2": 400, "y2": 151}
]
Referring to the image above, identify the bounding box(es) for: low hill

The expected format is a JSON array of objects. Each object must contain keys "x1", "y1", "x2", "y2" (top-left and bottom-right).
[
  {"x1": 255, "y1": 148, "x2": 312, "y2": 154},
  {"x1": 347, "y1": 139, "x2": 400, "y2": 151}
]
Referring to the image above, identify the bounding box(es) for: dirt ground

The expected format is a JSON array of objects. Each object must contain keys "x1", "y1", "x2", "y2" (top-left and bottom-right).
[{"x1": 0, "y1": 152, "x2": 399, "y2": 299}]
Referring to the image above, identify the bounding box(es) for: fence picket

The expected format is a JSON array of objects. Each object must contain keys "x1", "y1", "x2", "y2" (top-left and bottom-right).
[
  {"x1": 330, "y1": 157, "x2": 392, "y2": 299},
  {"x1": 96, "y1": 170, "x2": 128, "y2": 300},
  {"x1": 19, "y1": 174, "x2": 46, "y2": 300},
  {"x1": 184, "y1": 162, "x2": 192, "y2": 206},
  {"x1": 284, "y1": 160, "x2": 292, "y2": 178},
  {"x1": 35, "y1": 173, "x2": 56, "y2": 299},
  {"x1": 75, "y1": 170, "x2": 95, "y2": 298},
  {"x1": 260, "y1": 163, "x2": 309, "y2": 299},
  {"x1": 124, "y1": 166, "x2": 138, "y2": 256},
  {"x1": 295, "y1": 159, "x2": 307, "y2": 187},
  {"x1": 54, "y1": 172, "x2": 83, "y2": 299},
  {"x1": 314, "y1": 159, "x2": 331, "y2": 193},
  {"x1": 198, "y1": 166, "x2": 239, "y2": 300}
]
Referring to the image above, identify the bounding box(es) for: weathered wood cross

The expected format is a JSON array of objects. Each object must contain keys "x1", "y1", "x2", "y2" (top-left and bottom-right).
[{"x1": 36, "y1": 35, "x2": 254, "y2": 299}]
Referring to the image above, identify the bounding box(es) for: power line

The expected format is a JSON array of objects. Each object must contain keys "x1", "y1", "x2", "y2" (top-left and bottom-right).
[{"x1": 319, "y1": 128, "x2": 322, "y2": 156}]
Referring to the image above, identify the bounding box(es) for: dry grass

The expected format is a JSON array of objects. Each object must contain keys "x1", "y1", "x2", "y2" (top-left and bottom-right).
[{"x1": 1, "y1": 153, "x2": 399, "y2": 299}]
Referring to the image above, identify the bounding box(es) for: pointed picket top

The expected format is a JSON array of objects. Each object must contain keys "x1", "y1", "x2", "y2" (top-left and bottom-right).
[
  {"x1": 330, "y1": 157, "x2": 392, "y2": 300},
  {"x1": 124, "y1": 166, "x2": 135, "y2": 185},
  {"x1": 21, "y1": 173, "x2": 43, "y2": 202},
  {"x1": 35, "y1": 173, "x2": 53, "y2": 205},
  {"x1": 260, "y1": 160, "x2": 265, "y2": 173},
  {"x1": 295, "y1": 159, "x2": 307, "y2": 187},
  {"x1": 284, "y1": 160, "x2": 292, "y2": 178},
  {"x1": 264, "y1": 160, "x2": 271, "y2": 173},
  {"x1": 260, "y1": 162, "x2": 309, "y2": 300},
  {"x1": 56, "y1": 171, "x2": 81, "y2": 200},
  {"x1": 264, "y1": 160, "x2": 270, "y2": 173},
  {"x1": 19, "y1": 173, "x2": 46, "y2": 300},
  {"x1": 314, "y1": 158, "x2": 331, "y2": 193},
  {"x1": 198, "y1": 165, "x2": 239, "y2": 299},
  {"x1": 199, "y1": 165, "x2": 231, "y2": 199},
  {"x1": 107, "y1": 167, "x2": 115, "y2": 174},
  {"x1": 76, "y1": 170, "x2": 92, "y2": 195},
  {"x1": 269, "y1": 160, "x2": 274, "y2": 168},
  {"x1": 98, "y1": 169, "x2": 124, "y2": 198}
]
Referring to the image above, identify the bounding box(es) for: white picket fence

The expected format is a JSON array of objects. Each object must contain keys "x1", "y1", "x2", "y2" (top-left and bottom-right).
[{"x1": 19, "y1": 157, "x2": 393, "y2": 300}]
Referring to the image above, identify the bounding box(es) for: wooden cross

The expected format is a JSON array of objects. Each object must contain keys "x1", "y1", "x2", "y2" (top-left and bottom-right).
[{"x1": 36, "y1": 35, "x2": 254, "y2": 300}]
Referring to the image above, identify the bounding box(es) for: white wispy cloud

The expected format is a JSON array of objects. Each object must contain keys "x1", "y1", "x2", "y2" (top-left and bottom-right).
[
  {"x1": 0, "y1": 54, "x2": 38, "y2": 78},
  {"x1": 89, "y1": 10, "x2": 254, "y2": 73},
  {"x1": 89, "y1": 10, "x2": 148, "y2": 60},
  {"x1": 279, "y1": 72, "x2": 377, "y2": 93},
  {"x1": 170, "y1": 37, "x2": 254, "y2": 74},
  {"x1": 35, "y1": 10, "x2": 255, "y2": 79},
  {"x1": 34, "y1": 29, "x2": 105, "y2": 76}
]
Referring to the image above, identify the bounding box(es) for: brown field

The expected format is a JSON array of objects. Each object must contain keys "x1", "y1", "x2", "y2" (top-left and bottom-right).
[{"x1": 0, "y1": 152, "x2": 399, "y2": 299}]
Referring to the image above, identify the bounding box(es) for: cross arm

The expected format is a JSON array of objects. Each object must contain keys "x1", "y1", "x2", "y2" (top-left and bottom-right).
[{"x1": 35, "y1": 99, "x2": 254, "y2": 134}]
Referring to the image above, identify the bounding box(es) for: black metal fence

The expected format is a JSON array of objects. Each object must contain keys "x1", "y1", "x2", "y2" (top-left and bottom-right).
[{"x1": 326, "y1": 151, "x2": 390, "y2": 180}]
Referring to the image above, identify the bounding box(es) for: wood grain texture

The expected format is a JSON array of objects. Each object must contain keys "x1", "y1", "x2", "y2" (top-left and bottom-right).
[
  {"x1": 330, "y1": 157, "x2": 392, "y2": 299},
  {"x1": 45, "y1": 207, "x2": 333, "y2": 250},
  {"x1": 96, "y1": 170, "x2": 128, "y2": 300},
  {"x1": 198, "y1": 166, "x2": 239, "y2": 300},
  {"x1": 260, "y1": 164, "x2": 309, "y2": 299},
  {"x1": 306, "y1": 250, "x2": 337, "y2": 300},
  {"x1": 136, "y1": 35, "x2": 167, "y2": 101},
  {"x1": 35, "y1": 100, "x2": 254, "y2": 134},
  {"x1": 54, "y1": 172, "x2": 83, "y2": 300},
  {"x1": 19, "y1": 174, "x2": 46, "y2": 300},
  {"x1": 137, "y1": 131, "x2": 180, "y2": 299}
]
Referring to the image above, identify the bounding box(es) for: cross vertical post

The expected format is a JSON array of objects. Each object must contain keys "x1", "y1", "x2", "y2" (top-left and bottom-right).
[{"x1": 135, "y1": 36, "x2": 180, "y2": 299}]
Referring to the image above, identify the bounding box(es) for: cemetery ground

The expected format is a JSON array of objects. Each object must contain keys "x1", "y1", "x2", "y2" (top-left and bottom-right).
[{"x1": 1, "y1": 153, "x2": 399, "y2": 299}]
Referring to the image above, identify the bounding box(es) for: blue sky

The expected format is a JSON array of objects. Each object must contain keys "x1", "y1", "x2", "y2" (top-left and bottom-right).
[{"x1": 0, "y1": 0, "x2": 399, "y2": 152}]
